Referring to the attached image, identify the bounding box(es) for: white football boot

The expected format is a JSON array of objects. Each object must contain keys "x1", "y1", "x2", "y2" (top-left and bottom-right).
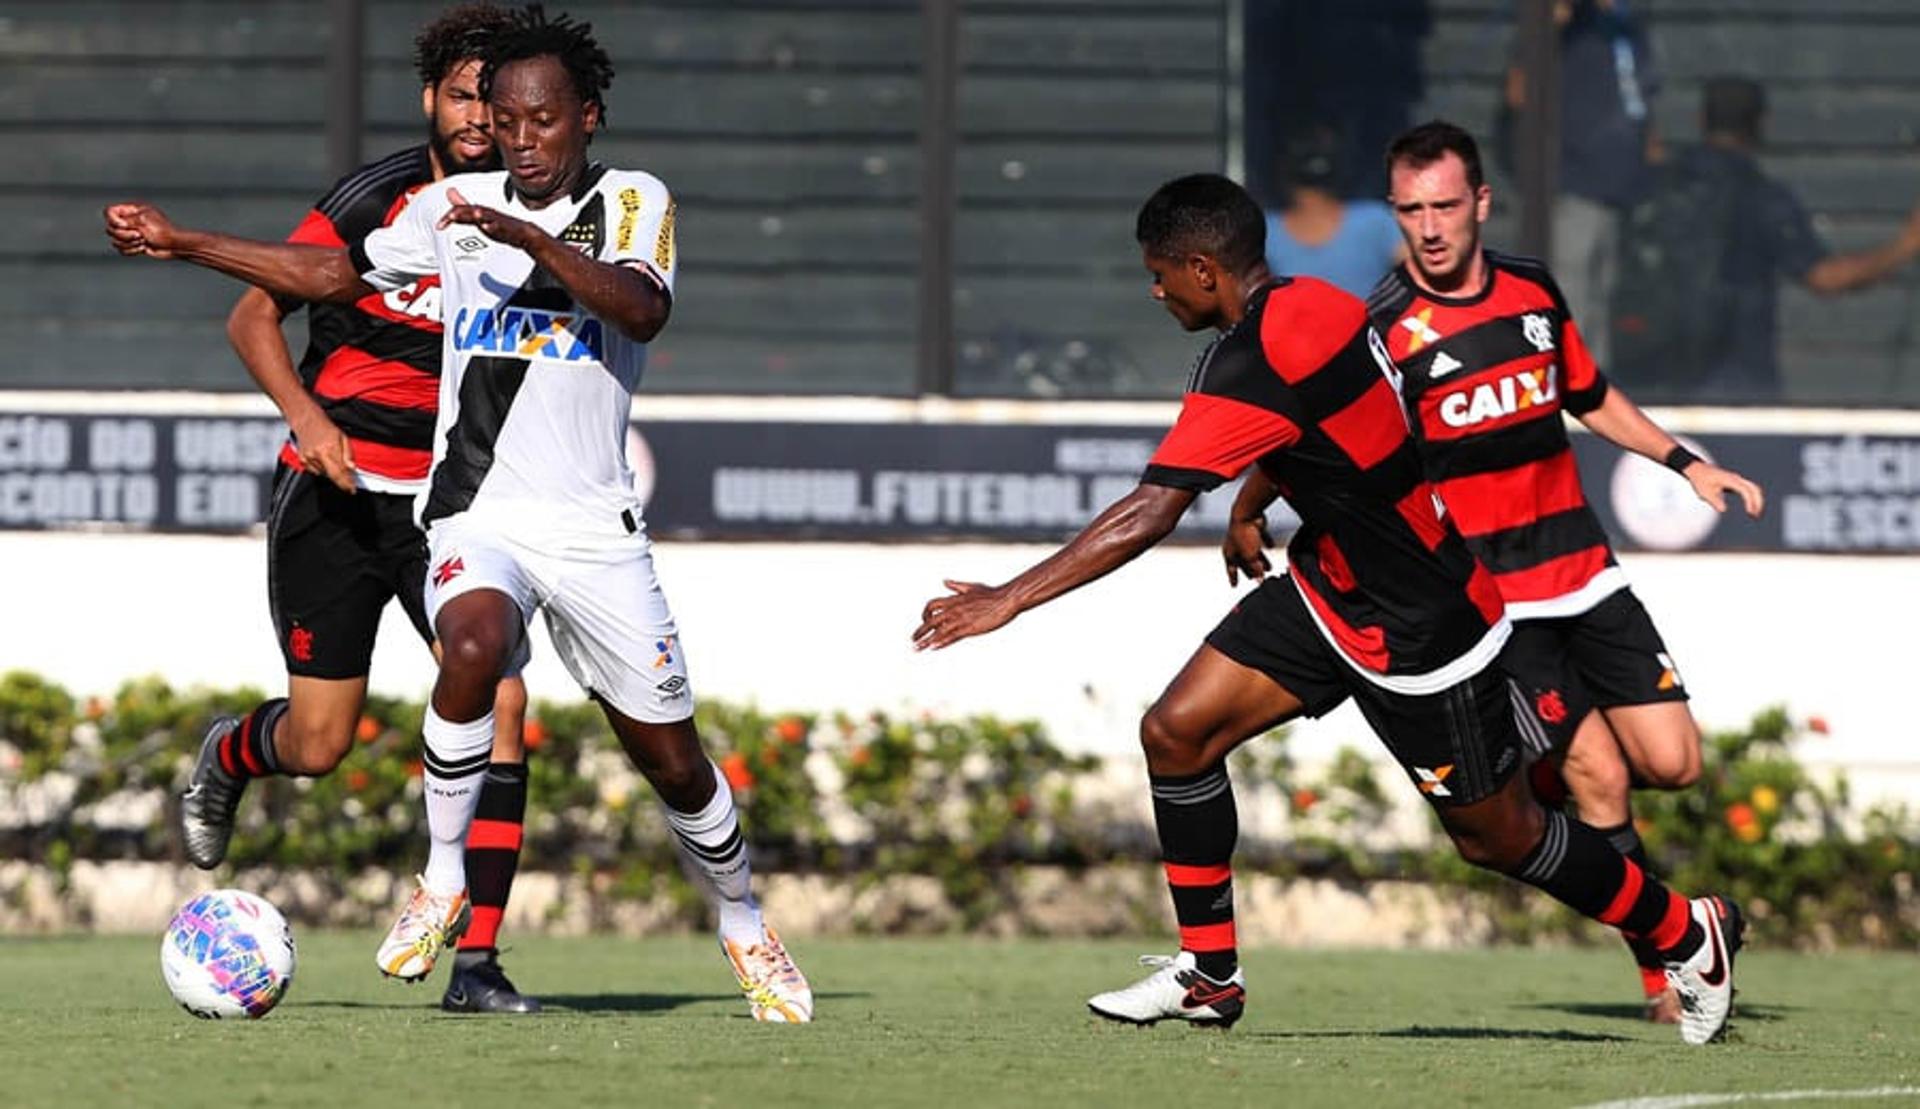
[
  {"x1": 721, "y1": 924, "x2": 813, "y2": 1022},
  {"x1": 375, "y1": 876, "x2": 470, "y2": 982},
  {"x1": 1665, "y1": 896, "x2": 1737, "y2": 1045},
  {"x1": 1087, "y1": 951, "x2": 1245, "y2": 1028}
]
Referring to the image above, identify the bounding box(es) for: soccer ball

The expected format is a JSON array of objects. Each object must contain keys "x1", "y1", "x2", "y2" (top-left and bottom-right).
[{"x1": 160, "y1": 889, "x2": 297, "y2": 1019}]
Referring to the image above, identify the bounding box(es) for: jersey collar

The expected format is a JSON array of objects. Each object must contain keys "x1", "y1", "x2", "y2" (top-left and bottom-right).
[
  {"x1": 501, "y1": 161, "x2": 609, "y2": 207},
  {"x1": 1397, "y1": 253, "x2": 1498, "y2": 308}
]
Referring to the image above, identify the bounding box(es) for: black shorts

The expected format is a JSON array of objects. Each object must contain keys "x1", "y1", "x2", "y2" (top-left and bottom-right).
[
  {"x1": 1501, "y1": 587, "x2": 1689, "y2": 755},
  {"x1": 1206, "y1": 577, "x2": 1524, "y2": 807},
  {"x1": 265, "y1": 464, "x2": 432, "y2": 679}
]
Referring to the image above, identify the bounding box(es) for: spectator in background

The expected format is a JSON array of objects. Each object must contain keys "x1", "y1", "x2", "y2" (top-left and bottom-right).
[
  {"x1": 1610, "y1": 77, "x2": 1920, "y2": 399},
  {"x1": 1503, "y1": 0, "x2": 1659, "y2": 367},
  {"x1": 1263, "y1": 127, "x2": 1404, "y2": 297},
  {"x1": 1244, "y1": 1, "x2": 1431, "y2": 204}
]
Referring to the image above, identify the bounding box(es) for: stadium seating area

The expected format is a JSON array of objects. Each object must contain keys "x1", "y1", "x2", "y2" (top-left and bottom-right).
[{"x1": 4, "y1": 0, "x2": 1918, "y2": 400}]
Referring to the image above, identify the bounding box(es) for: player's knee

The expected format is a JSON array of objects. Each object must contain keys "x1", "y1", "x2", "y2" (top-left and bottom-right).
[
  {"x1": 648, "y1": 748, "x2": 711, "y2": 807},
  {"x1": 271, "y1": 715, "x2": 352, "y2": 776},
  {"x1": 1562, "y1": 744, "x2": 1632, "y2": 802},
  {"x1": 1440, "y1": 795, "x2": 1541, "y2": 873},
  {"x1": 438, "y1": 626, "x2": 511, "y2": 682},
  {"x1": 1446, "y1": 825, "x2": 1513, "y2": 871},
  {"x1": 1137, "y1": 703, "x2": 1209, "y2": 774},
  {"x1": 1634, "y1": 742, "x2": 1702, "y2": 790}
]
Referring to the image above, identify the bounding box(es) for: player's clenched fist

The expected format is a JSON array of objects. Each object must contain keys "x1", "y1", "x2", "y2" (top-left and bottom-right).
[{"x1": 103, "y1": 202, "x2": 181, "y2": 259}]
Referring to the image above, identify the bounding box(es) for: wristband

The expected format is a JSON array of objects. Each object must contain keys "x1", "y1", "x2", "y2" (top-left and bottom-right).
[{"x1": 1663, "y1": 445, "x2": 1701, "y2": 474}]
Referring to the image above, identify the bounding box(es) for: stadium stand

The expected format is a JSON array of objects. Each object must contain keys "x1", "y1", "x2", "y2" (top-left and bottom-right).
[{"x1": 4, "y1": 0, "x2": 1917, "y2": 400}]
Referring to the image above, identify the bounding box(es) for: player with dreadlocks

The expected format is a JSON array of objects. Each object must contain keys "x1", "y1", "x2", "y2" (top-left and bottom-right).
[
  {"x1": 109, "y1": 3, "x2": 815, "y2": 1022},
  {"x1": 177, "y1": 3, "x2": 542, "y2": 1014}
]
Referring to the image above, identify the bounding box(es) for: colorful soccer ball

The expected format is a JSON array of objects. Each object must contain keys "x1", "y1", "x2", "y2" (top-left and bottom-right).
[{"x1": 160, "y1": 889, "x2": 296, "y2": 1019}]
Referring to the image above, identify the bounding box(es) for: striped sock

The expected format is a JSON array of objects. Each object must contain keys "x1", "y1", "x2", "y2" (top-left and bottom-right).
[
  {"x1": 1515, "y1": 809, "x2": 1702, "y2": 959},
  {"x1": 1592, "y1": 818, "x2": 1674, "y2": 987},
  {"x1": 421, "y1": 708, "x2": 494, "y2": 896},
  {"x1": 664, "y1": 760, "x2": 762, "y2": 946},
  {"x1": 1150, "y1": 764, "x2": 1238, "y2": 981},
  {"x1": 456, "y1": 761, "x2": 527, "y2": 954},
  {"x1": 217, "y1": 699, "x2": 287, "y2": 780}
]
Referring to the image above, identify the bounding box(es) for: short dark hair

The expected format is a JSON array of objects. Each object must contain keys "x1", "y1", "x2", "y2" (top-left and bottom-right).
[
  {"x1": 1385, "y1": 120, "x2": 1485, "y2": 192},
  {"x1": 412, "y1": 4, "x2": 515, "y2": 87},
  {"x1": 481, "y1": 4, "x2": 616, "y2": 126},
  {"x1": 1134, "y1": 174, "x2": 1267, "y2": 274},
  {"x1": 1703, "y1": 76, "x2": 1766, "y2": 142}
]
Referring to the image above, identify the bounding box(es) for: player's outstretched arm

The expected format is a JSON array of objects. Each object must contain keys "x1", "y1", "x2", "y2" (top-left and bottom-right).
[
  {"x1": 1222, "y1": 467, "x2": 1281, "y2": 586},
  {"x1": 1576, "y1": 384, "x2": 1765, "y2": 517},
  {"x1": 913, "y1": 483, "x2": 1196, "y2": 651},
  {"x1": 438, "y1": 188, "x2": 671, "y2": 342},
  {"x1": 104, "y1": 203, "x2": 373, "y2": 304},
  {"x1": 227, "y1": 288, "x2": 357, "y2": 493}
]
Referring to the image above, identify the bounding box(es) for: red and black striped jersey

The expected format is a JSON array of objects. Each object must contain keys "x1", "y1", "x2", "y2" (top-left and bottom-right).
[
  {"x1": 1366, "y1": 252, "x2": 1626, "y2": 620},
  {"x1": 276, "y1": 145, "x2": 442, "y2": 491},
  {"x1": 1142, "y1": 277, "x2": 1509, "y2": 692}
]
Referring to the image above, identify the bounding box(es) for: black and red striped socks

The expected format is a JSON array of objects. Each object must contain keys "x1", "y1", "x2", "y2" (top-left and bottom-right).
[
  {"x1": 457, "y1": 761, "x2": 528, "y2": 959},
  {"x1": 217, "y1": 699, "x2": 288, "y2": 780},
  {"x1": 1514, "y1": 809, "x2": 1701, "y2": 959},
  {"x1": 1150, "y1": 764, "x2": 1239, "y2": 981},
  {"x1": 1592, "y1": 818, "x2": 1675, "y2": 992}
]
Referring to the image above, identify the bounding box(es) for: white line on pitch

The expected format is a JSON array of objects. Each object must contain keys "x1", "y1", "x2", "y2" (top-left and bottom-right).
[{"x1": 1576, "y1": 1087, "x2": 1920, "y2": 1109}]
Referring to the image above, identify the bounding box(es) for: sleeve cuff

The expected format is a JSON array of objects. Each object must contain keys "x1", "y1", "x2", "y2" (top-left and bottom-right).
[
  {"x1": 1562, "y1": 372, "x2": 1610, "y2": 416},
  {"x1": 347, "y1": 239, "x2": 374, "y2": 279},
  {"x1": 1141, "y1": 464, "x2": 1226, "y2": 493}
]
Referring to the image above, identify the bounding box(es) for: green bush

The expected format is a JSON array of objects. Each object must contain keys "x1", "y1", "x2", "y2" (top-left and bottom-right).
[
  {"x1": 1633, "y1": 707, "x2": 1920, "y2": 946},
  {"x1": 2, "y1": 670, "x2": 1915, "y2": 945}
]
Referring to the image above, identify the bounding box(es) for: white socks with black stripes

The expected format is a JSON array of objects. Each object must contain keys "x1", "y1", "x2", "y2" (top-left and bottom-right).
[
  {"x1": 422, "y1": 707, "x2": 494, "y2": 896},
  {"x1": 664, "y1": 760, "x2": 765, "y2": 946}
]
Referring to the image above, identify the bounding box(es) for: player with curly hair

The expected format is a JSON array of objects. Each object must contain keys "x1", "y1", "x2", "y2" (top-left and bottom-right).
[
  {"x1": 177, "y1": 3, "x2": 542, "y2": 1014},
  {"x1": 118, "y1": 3, "x2": 813, "y2": 1024}
]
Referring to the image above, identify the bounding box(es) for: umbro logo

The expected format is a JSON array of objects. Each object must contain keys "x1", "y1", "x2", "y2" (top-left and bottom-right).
[
  {"x1": 454, "y1": 235, "x2": 488, "y2": 254},
  {"x1": 1430, "y1": 351, "x2": 1464, "y2": 378}
]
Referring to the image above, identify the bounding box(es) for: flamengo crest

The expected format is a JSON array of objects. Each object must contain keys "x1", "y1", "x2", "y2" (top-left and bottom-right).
[{"x1": 1521, "y1": 313, "x2": 1555, "y2": 353}]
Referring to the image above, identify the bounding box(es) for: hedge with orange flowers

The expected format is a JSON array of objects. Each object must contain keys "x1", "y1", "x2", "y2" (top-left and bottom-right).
[
  {"x1": 3, "y1": 670, "x2": 1917, "y2": 944},
  {"x1": 1626, "y1": 707, "x2": 1920, "y2": 946}
]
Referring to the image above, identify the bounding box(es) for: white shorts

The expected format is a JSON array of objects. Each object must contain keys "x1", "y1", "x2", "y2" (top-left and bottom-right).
[{"x1": 422, "y1": 517, "x2": 694, "y2": 723}]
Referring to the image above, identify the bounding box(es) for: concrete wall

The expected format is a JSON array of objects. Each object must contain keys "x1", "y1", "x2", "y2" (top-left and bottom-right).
[{"x1": 12, "y1": 531, "x2": 1916, "y2": 808}]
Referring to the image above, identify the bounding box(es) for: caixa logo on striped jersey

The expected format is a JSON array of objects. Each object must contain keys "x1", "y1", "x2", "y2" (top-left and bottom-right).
[
  {"x1": 450, "y1": 305, "x2": 605, "y2": 362},
  {"x1": 1437, "y1": 364, "x2": 1558, "y2": 428}
]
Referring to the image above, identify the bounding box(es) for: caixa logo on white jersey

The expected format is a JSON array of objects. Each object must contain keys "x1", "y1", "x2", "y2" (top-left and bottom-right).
[
  {"x1": 450, "y1": 305, "x2": 606, "y2": 362},
  {"x1": 1438, "y1": 365, "x2": 1558, "y2": 428}
]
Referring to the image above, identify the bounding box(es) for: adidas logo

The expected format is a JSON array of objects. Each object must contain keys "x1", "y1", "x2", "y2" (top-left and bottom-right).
[{"x1": 1430, "y1": 352, "x2": 1464, "y2": 378}]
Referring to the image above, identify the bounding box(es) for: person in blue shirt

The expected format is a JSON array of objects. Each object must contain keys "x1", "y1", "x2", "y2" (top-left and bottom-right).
[{"x1": 1263, "y1": 127, "x2": 1404, "y2": 297}]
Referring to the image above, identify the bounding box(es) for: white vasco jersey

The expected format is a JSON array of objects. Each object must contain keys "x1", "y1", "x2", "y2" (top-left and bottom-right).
[{"x1": 350, "y1": 164, "x2": 677, "y2": 539}]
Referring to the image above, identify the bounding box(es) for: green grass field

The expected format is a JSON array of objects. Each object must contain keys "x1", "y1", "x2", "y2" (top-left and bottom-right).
[{"x1": 3, "y1": 934, "x2": 1918, "y2": 1109}]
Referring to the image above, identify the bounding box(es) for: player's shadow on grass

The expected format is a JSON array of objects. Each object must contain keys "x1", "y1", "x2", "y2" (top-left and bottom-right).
[
  {"x1": 1251, "y1": 1026, "x2": 1630, "y2": 1043},
  {"x1": 541, "y1": 990, "x2": 869, "y2": 1014},
  {"x1": 1522, "y1": 1000, "x2": 1793, "y2": 1023}
]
